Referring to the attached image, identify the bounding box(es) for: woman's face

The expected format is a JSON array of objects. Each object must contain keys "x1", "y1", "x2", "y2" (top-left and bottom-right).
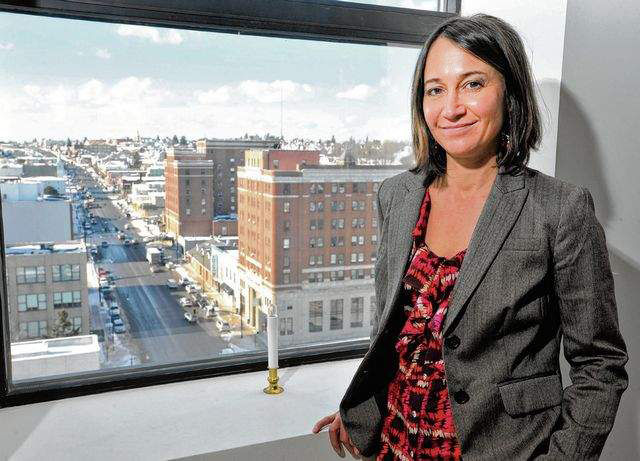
[{"x1": 422, "y1": 37, "x2": 505, "y2": 163}]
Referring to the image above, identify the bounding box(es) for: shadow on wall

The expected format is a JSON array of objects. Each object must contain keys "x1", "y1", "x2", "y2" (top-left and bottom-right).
[{"x1": 555, "y1": 83, "x2": 639, "y2": 460}]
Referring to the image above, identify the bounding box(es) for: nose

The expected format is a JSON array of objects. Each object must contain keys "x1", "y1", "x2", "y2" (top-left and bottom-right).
[{"x1": 441, "y1": 91, "x2": 466, "y2": 121}]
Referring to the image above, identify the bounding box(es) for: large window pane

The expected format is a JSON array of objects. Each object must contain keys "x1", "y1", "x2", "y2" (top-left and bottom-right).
[{"x1": 1, "y1": 10, "x2": 417, "y2": 387}]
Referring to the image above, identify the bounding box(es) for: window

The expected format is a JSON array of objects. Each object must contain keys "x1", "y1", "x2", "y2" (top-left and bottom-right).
[
  {"x1": 273, "y1": 159, "x2": 280, "y2": 169},
  {"x1": 351, "y1": 297, "x2": 364, "y2": 328},
  {"x1": 17, "y1": 294, "x2": 47, "y2": 312},
  {"x1": 53, "y1": 291, "x2": 82, "y2": 309},
  {"x1": 16, "y1": 266, "x2": 45, "y2": 284},
  {"x1": 52, "y1": 264, "x2": 81, "y2": 282},
  {"x1": 19, "y1": 321, "x2": 47, "y2": 339},
  {"x1": 309, "y1": 301, "x2": 323, "y2": 332},
  {"x1": 279, "y1": 317, "x2": 293, "y2": 335},
  {"x1": 283, "y1": 202, "x2": 290, "y2": 213},
  {"x1": 0, "y1": 1, "x2": 456, "y2": 403},
  {"x1": 330, "y1": 299, "x2": 344, "y2": 330},
  {"x1": 283, "y1": 238, "x2": 290, "y2": 249},
  {"x1": 283, "y1": 255, "x2": 290, "y2": 267},
  {"x1": 282, "y1": 183, "x2": 290, "y2": 194}
]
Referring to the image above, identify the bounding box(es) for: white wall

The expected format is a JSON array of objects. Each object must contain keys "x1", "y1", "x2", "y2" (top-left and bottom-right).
[
  {"x1": 461, "y1": 0, "x2": 568, "y2": 175},
  {"x1": 555, "y1": 1, "x2": 640, "y2": 458}
]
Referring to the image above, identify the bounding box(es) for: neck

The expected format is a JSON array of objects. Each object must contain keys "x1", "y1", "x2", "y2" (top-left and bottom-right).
[{"x1": 432, "y1": 153, "x2": 498, "y2": 195}]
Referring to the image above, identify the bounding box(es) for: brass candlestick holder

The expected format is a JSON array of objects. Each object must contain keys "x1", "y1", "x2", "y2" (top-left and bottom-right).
[{"x1": 263, "y1": 368, "x2": 284, "y2": 394}]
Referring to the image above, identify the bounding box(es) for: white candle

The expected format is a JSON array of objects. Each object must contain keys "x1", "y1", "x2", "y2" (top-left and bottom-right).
[{"x1": 267, "y1": 315, "x2": 278, "y2": 369}]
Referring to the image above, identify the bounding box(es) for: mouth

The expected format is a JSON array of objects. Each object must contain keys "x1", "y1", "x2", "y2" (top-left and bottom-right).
[{"x1": 441, "y1": 121, "x2": 477, "y2": 133}]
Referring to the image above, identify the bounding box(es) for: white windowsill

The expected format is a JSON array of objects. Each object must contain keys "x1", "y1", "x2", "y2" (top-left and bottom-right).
[{"x1": 0, "y1": 358, "x2": 361, "y2": 460}]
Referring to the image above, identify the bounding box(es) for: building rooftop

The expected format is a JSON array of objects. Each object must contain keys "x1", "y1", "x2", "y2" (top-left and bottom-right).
[{"x1": 6, "y1": 241, "x2": 86, "y2": 255}]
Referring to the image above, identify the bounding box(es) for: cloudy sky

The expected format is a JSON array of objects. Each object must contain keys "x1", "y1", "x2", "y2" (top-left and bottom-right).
[{"x1": 0, "y1": 7, "x2": 427, "y2": 143}]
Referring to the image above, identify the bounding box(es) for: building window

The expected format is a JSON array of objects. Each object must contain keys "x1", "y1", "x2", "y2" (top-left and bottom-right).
[
  {"x1": 283, "y1": 238, "x2": 290, "y2": 249},
  {"x1": 351, "y1": 297, "x2": 364, "y2": 328},
  {"x1": 279, "y1": 317, "x2": 293, "y2": 335},
  {"x1": 330, "y1": 299, "x2": 344, "y2": 330},
  {"x1": 17, "y1": 293, "x2": 47, "y2": 312},
  {"x1": 309, "y1": 202, "x2": 316, "y2": 212},
  {"x1": 20, "y1": 320, "x2": 47, "y2": 339},
  {"x1": 52, "y1": 264, "x2": 81, "y2": 282},
  {"x1": 73, "y1": 316, "x2": 82, "y2": 331},
  {"x1": 53, "y1": 291, "x2": 82, "y2": 309},
  {"x1": 309, "y1": 301, "x2": 323, "y2": 332},
  {"x1": 273, "y1": 159, "x2": 279, "y2": 169},
  {"x1": 283, "y1": 183, "x2": 290, "y2": 194},
  {"x1": 16, "y1": 266, "x2": 46, "y2": 284},
  {"x1": 186, "y1": 208, "x2": 191, "y2": 215},
  {"x1": 283, "y1": 273, "x2": 290, "y2": 284},
  {"x1": 358, "y1": 235, "x2": 365, "y2": 245},
  {"x1": 283, "y1": 255, "x2": 290, "y2": 267},
  {"x1": 283, "y1": 201, "x2": 290, "y2": 213}
]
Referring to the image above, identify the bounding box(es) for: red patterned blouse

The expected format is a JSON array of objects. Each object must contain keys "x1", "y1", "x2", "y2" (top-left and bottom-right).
[{"x1": 376, "y1": 186, "x2": 465, "y2": 461}]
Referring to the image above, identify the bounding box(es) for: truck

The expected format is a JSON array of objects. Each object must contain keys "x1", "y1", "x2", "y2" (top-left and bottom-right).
[{"x1": 146, "y1": 247, "x2": 162, "y2": 265}]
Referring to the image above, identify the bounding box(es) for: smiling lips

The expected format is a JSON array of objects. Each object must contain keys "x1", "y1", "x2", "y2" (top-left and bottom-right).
[{"x1": 441, "y1": 121, "x2": 477, "y2": 133}]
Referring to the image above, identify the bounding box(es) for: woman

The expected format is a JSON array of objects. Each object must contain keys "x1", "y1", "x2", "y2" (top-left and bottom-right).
[{"x1": 312, "y1": 13, "x2": 628, "y2": 461}]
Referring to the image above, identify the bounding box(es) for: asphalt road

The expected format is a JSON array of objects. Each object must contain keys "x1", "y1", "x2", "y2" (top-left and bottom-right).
[{"x1": 74, "y1": 171, "x2": 229, "y2": 366}]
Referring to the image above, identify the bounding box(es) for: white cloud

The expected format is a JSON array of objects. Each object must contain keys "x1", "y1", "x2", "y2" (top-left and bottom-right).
[
  {"x1": 237, "y1": 79, "x2": 314, "y2": 104},
  {"x1": 116, "y1": 25, "x2": 184, "y2": 44},
  {"x1": 78, "y1": 79, "x2": 107, "y2": 105},
  {"x1": 95, "y1": 48, "x2": 111, "y2": 59},
  {"x1": 22, "y1": 85, "x2": 42, "y2": 99},
  {"x1": 195, "y1": 86, "x2": 232, "y2": 104},
  {"x1": 336, "y1": 84, "x2": 375, "y2": 101},
  {"x1": 0, "y1": 42, "x2": 14, "y2": 51}
]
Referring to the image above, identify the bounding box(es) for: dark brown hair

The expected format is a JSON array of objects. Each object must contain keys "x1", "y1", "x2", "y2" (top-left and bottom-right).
[{"x1": 410, "y1": 13, "x2": 541, "y2": 182}]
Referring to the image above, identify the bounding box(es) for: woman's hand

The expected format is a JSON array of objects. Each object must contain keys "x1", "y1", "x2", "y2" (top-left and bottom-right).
[{"x1": 312, "y1": 411, "x2": 362, "y2": 459}]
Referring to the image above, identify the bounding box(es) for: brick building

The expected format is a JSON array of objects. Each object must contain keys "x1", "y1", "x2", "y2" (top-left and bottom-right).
[
  {"x1": 163, "y1": 139, "x2": 278, "y2": 238},
  {"x1": 236, "y1": 148, "x2": 403, "y2": 345}
]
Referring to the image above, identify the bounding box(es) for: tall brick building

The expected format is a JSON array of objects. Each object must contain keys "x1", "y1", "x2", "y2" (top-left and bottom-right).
[
  {"x1": 164, "y1": 139, "x2": 278, "y2": 238},
  {"x1": 236, "y1": 148, "x2": 403, "y2": 345}
]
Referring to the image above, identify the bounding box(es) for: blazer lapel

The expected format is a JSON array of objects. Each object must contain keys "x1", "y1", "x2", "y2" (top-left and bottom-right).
[{"x1": 376, "y1": 166, "x2": 528, "y2": 339}]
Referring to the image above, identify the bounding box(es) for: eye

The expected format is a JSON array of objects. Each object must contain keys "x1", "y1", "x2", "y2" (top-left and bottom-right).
[
  {"x1": 425, "y1": 87, "x2": 442, "y2": 96},
  {"x1": 466, "y1": 80, "x2": 484, "y2": 89}
]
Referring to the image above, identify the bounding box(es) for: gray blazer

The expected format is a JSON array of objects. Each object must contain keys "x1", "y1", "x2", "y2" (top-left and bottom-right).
[{"x1": 339, "y1": 165, "x2": 628, "y2": 460}]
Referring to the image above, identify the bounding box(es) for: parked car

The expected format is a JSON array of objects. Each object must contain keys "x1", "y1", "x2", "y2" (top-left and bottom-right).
[
  {"x1": 166, "y1": 279, "x2": 179, "y2": 289},
  {"x1": 179, "y1": 297, "x2": 193, "y2": 307},
  {"x1": 114, "y1": 324, "x2": 126, "y2": 334},
  {"x1": 184, "y1": 311, "x2": 197, "y2": 323},
  {"x1": 112, "y1": 318, "x2": 124, "y2": 327},
  {"x1": 150, "y1": 264, "x2": 162, "y2": 273},
  {"x1": 117, "y1": 232, "x2": 125, "y2": 240},
  {"x1": 109, "y1": 307, "x2": 120, "y2": 317},
  {"x1": 132, "y1": 239, "x2": 140, "y2": 246},
  {"x1": 101, "y1": 241, "x2": 108, "y2": 247},
  {"x1": 215, "y1": 318, "x2": 231, "y2": 333},
  {"x1": 123, "y1": 239, "x2": 132, "y2": 246}
]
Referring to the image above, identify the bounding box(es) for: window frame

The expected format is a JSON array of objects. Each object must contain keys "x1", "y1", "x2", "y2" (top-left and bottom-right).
[{"x1": 0, "y1": 0, "x2": 458, "y2": 408}]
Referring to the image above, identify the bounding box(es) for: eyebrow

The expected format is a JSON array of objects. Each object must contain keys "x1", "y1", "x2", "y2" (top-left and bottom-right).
[{"x1": 424, "y1": 71, "x2": 488, "y2": 86}]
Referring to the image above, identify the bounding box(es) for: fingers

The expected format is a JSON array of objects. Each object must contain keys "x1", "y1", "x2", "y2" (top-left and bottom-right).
[
  {"x1": 312, "y1": 414, "x2": 335, "y2": 433},
  {"x1": 329, "y1": 417, "x2": 345, "y2": 458},
  {"x1": 340, "y1": 427, "x2": 361, "y2": 459}
]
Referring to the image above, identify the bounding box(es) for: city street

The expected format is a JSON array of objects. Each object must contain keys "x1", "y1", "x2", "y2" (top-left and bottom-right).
[{"x1": 75, "y1": 171, "x2": 233, "y2": 367}]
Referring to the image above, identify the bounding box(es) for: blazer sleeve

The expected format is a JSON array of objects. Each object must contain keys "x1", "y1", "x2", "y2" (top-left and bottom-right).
[{"x1": 543, "y1": 186, "x2": 629, "y2": 460}]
